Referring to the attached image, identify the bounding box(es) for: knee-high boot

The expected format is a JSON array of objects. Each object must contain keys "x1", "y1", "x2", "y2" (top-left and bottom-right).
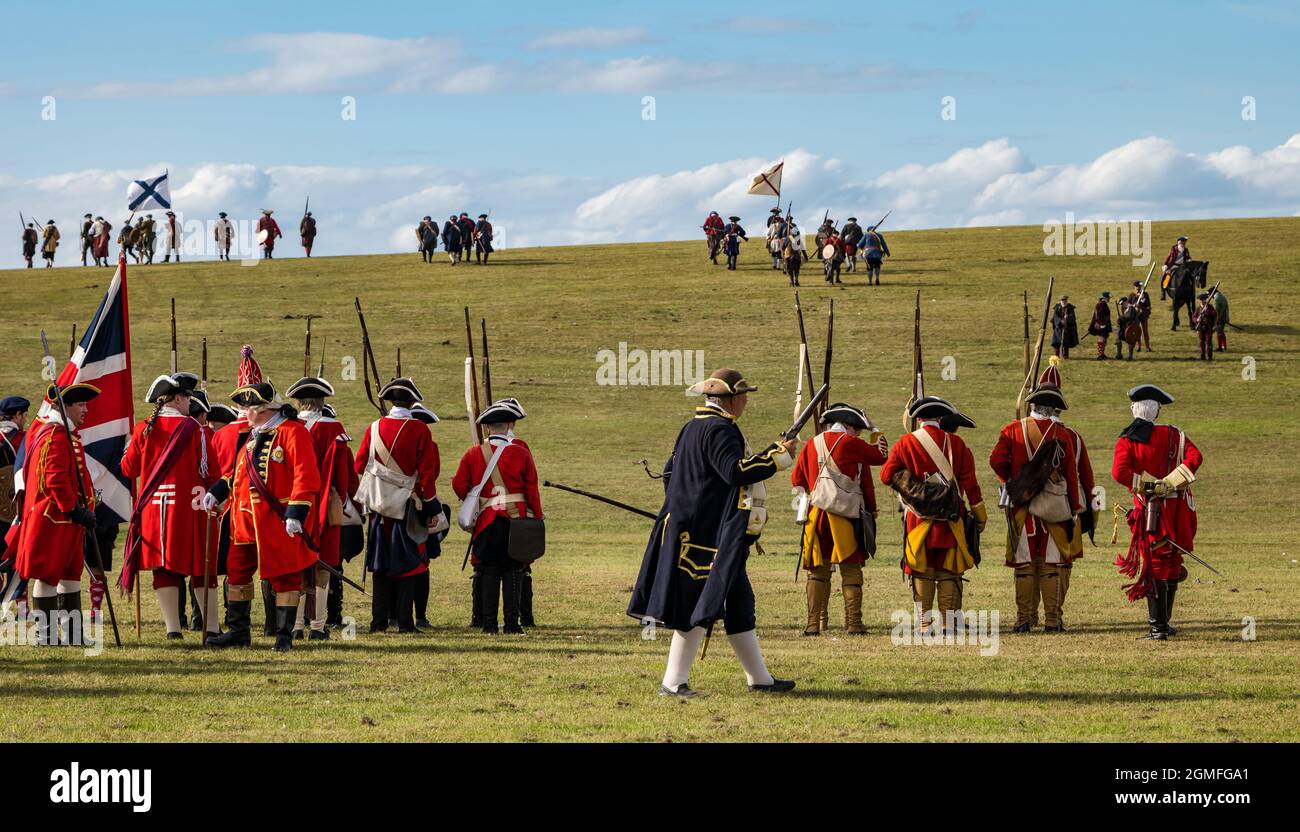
[
  {"x1": 803, "y1": 567, "x2": 831, "y2": 636},
  {"x1": 478, "y1": 570, "x2": 500, "y2": 634},
  {"x1": 470, "y1": 572, "x2": 483, "y2": 628},
  {"x1": 1165, "y1": 579, "x2": 1179, "y2": 636},
  {"x1": 56, "y1": 591, "x2": 86, "y2": 646},
  {"x1": 326, "y1": 574, "x2": 343, "y2": 628},
  {"x1": 519, "y1": 569, "x2": 535, "y2": 627},
  {"x1": 1013, "y1": 563, "x2": 1038, "y2": 632},
  {"x1": 413, "y1": 570, "x2": 430, "y2": 627},
  {"x1": 208, "y1": 590, "x2": 252, "y2": 648},
  {"x1": 1146, "y1": 581, "x2": 1168, "y2": 640},
  {"x1": 260, "y1": 579, "x2": 277, "y2": 636},
  {"x1": 502, "y1": 570, "x2": 524, "y2": 634}
]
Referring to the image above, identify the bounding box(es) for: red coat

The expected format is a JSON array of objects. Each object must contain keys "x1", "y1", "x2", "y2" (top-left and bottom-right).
[
  {"x1": 257, "y1": 216, "x2": 282, "y2": 249},
  {"x1": 225, "y1": 417, "x2": 320, "y2": 579},
  {"x1": 303, "y1": 414, "x2": 359, "y2": 567},
  {"x1": 989, "y1": 417, "x2": 1086, "y2": 563},
  {"x1": 13, "y1": 419, "x2": 96, "y2": 584},
  {"x1": 703, "y1": 214, "x2": 724, "y2": 235},
  {"x1": 212, "y1": 416, "x2": 251, "y2": 478},
  {"x1": 120, "y1": 411, "x2": 220, "y2": 576},
  {"x1": 353, "y1": 414, "x2": 439, "y2": 501},
  {"x1": 1112, "y1": 424, "x2": 1201, "y2": 555},
  {"x1": 452, "y1": 436, "x2": 543, "y2": 539},
  {"x1": 879, "y1": 424, "x2": 984, "y2": 573},
  {"x1": 791, "y1": 429, "x2": 888, "y2": 566}
]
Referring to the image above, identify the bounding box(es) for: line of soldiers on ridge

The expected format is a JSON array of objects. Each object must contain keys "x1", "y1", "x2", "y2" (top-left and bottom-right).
[
  {"x1": 1049, "y1": 237, "x2": 1230, "y2": 363},
  {"x1": 701, "y1": 209, "x2": 890, "y2": 287},
  {"x1": 0, "y1": 345, "x2": 542, "y2": 650},
  {"x1": 629, "y1": 363, "x2": 1203, "y2": 698},
  {"x1": 19, "y1": 209, "x2": 318, "y2": 267},
  {"x1": 415, "y1": 213, "x2": 494, "y2": 265}
]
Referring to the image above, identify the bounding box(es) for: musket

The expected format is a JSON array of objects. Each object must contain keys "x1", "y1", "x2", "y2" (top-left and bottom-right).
[
  {"x1": 903, "y1": 290, "x2": 924, "y2": 432},
  {"x1": 792, "y1": 343, "x2": 806, "y2": 425},
  {"x1": 820, "y1": 300, "x2": 833, "y2": 420},
  {"x1": 872, "y1": 209, "x2": 893, "y2": 230},
  {"x1": 464, "y1": 307, "x2": 484, "y2": 444},
  {"x1": 318, "y1": 339, "x2": 325, "y2": 378},
  {"x1": 1015, "y1": 277, "x2": 1054, "y2": 419},
  {"x1": 314, "y1": 558, "x2": 368, "y2": 594},
  {"x1": 40, "y1": 328, "x2": 51, "y2": 362},
  {"x1": 542, "y1": 481, "x2": 656, "y2": 520},
  {"x1": 481, "y1": 318, "x2": 493, "y2": 402},
  {"x1": 303, "y1": 196, "x2": 310, "y2": 220},
  {"x1": 784, "y1": 383, "x2": 828, "y2": 441},
  {"x1": 395, "y1": 347, "x2": 402, "y2": 379},
  {"x1": 169, "y1": 299, "x2": 178, "y2": 375},
  {"x1": 303, "y1": 316, "x2": 313, "y2": 378},
  {"x1": 793, "y1": 292, "x2": 818, "y2": 399},
  {"x1": 354, "y1": 298, "x2": 386, "y2": 416},
  {"x1": 1022, "y1": 290, "x2": 1030, "y2": 378},
  {"x1": 49, "y1": 383, "x2": 122, "y2": 647},
  {"x1": 69, "y1": 324, "x2": 76, "y2": 358},
  {"x1": 200, "y1": 340, "x2": 212, "y2": 643}
]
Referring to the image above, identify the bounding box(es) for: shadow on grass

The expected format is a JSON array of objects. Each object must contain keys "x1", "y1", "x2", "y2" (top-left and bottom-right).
[{"x1": 774, "y1": 688, "x2": 1240, "y2": 704}]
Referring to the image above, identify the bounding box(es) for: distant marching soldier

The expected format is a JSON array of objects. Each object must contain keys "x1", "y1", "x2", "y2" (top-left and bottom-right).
[
  {"x1": 355, "y1": 378, "x2": 441, "y2": 633},
  {"x1": 120, "y1": 373, "x2": 220, "y2": 640},
  {"x1": 474, "y1": 213, "x2": 494, "y2": 264},
  {"x1": 765, "y1": 209, "x2": 786, "y2": 270},
  {"x1": 860, "y1": 224, "x2": 890, "y2": 285},
  {"x1": 162, "y1": 210, "x2": 182, "y2": 263},
  {"x1": 722, "y1": 216, "x2": 747, "y2": 271},
  {"x1": 41, "y1": 220, "x2": 59, "y2": 268},
  {"x1": 781, "y1": 218, "x2": 805, "y2": 287},
  {"x1": 989, "y1": 358, "x2": 1097, "y2": 633},
  {"x1": 288, "y1": 377, "x2": 358, "y2": 640},
  {"x1": 1112, "y1": 384, "x2": 1203, "y2": 640},
  {"x1": 628, "y1": 368, "x2": 799, "y2": 697},
  {"x1": 1116, "y1": 292, "x2": 1141, "y2": 361},
  {"x1": 1161, "y1": 235, "x2": 1191, "y2": 301},
  {"x1": 839, "y1": 217, "x2": 863, "y2": 273},
  {"x1": 12, "y1": 383, "x2": 101, "y2": 646},
  {"x1": 457, "y1": 213, "x2": 476, "y2": 259},
  {"x1": 442, "y1": 214, "x2": 463, "y2": 265},
  {"x1": 300, "y1": 211, "x2": 317, "y2": 257},
  {"x1": 822, "y1": 229, "x2": 844, "y2": 284},
  {"x1": 79, "y1": 214, "x2": 93, "y2": 265},
  {"x1": 1210, "y1": 287, "x2": 1229, "y2": 352},
  {"x1": 257, "y1": 209, "x2": 282, "y2": 260},
  {"x1": 91, "y1": 216, "x2": 112, "y2": 267},
  {"x1": 21, "y1": 222, "x2": 38, "y2": 268},
  {"x1": 814, "y1": 218, "x2": 835, "y2": 261},
  {"x1": 791, "y1": 403, "x2": 888, "y2": 636},
  {"x1": 881, "y1": 397, "x2": 987, "y2": 634},
  {"x1": 117, "y1": 221, "x2": 137, "y2": 263},
  {"x1": 1126, "y1": 280, "x2": 1153, "y2": 352},
  {"x1": 1087, "y1": 291, "x2": 1113, "y2": 360},
  {"x1": 703, "y1": 211, "x2": 725, "y2": 264},
  {"x1": 139, "y1": 214, "x2": 157, "y2": 264},
  {"x1": 416, "y1": 216, "x2": 439, "y2": 263},
  {"x1": 201, "y1": 375, "x2": 321, "y2": 652},
  {"x1": 213, "y1": 212, "x2": 234, "y2": 261},
  {"x1": 1050, "y1": 295, "x2": 1079, "y2": 359},
  {"x1": 1193, "y1": 292, "x2": 1217, "y2": 361},
  {"x1": 452, "y1": 397, "x2": 543, "y2": 635}
]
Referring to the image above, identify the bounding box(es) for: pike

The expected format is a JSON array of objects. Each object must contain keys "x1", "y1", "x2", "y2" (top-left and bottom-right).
[
  {"x1": 542, "y1": 481, "x2": 656, "y2": 520},
  {"x1": 354, "y1": 298, "x2": 386, "y2": 416},
  {"x1": 1015, "y1": 277, "x2": 1055, "y2": 420},
  {"x1": 464, "y1": 307, "x2": 483, "y2": 445},
  {"x1": 903, "y1": 290, "x2": 924, "y2": 432},
  {"x1": 169, "y1": 299, "x2": 178, "y2": 375},
  {"x1": 49, "y1": 383, "x2": 122, "y2": 647}
]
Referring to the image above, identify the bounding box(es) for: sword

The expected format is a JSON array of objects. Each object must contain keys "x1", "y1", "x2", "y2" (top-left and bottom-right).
[
  {"x1": 1159, "y1": 537, "x2": 1223, "y2": 577},
  {"x1": 542, "y1": 480, "x2": 656, "y2": 520}
]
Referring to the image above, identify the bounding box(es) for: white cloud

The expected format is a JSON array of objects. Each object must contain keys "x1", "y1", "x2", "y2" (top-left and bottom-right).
[
  {"x1": 8, "y1": 134, "x2": 1300, "y2": 264},
  {"x1": 528, "y1": 26, "x2": 649, "y2": 49}
]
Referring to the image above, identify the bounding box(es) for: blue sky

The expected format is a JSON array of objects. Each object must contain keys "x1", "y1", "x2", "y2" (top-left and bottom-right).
[{"x1": 3, "y1": 0, "x2": 1298, "y2": 258}]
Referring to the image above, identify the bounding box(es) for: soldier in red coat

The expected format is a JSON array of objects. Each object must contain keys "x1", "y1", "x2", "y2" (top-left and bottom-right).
[
  {"x1": 1112, "y1": 384, "x2": 1203, "y2": 640},
  {"x1": 13, "y1": 383, "x2": 101, "y2": 646},
  {"x1": 989, "y1": 358, "x2": 1098, "y2": 632},
  {"x1": 1194, "y1": 292, "x2": 1218, "y2": 361},
  {"x1": 452, "y1": 398, "x2": 543, "y2": 634},
  {"x1": 287, "y1": 376, "x2": 358, "y2": 640},
  {"x1": 203, "y1": 380, "x2": 321, "y2": 651},
  {"x1": 256, "y1": 209, "x2": 282, "y2": 259},
  {"x1": 120, "y1": 374, "x2": 220, "y2": 640},
  {"x1": 354, "y1": 378, "x2": 441, "y2": 633},
  {"x1": 790, "y1": 402, "x2": 888, "y2": 636},
  {"x1": 881, "y1": 397, "x2": 987, "y2": 634}
]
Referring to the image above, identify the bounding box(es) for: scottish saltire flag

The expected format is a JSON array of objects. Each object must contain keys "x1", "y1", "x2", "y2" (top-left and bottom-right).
[
  {"x1": 127, "y1": 171, "x2": 171, "y2": 212},
  {"x1": 747, "y1": 160, "x2": 783, "y2": 197},
  {"x1": 39, "y1": 256, "x2": 136, "y2": 525}
]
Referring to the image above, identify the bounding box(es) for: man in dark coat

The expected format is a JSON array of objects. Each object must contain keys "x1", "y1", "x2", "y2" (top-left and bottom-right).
[
  {"x1": 79, "y1": 214, "x2": 93, "y2": 266},
  {"x1": 300, "y1": 212, "x2": 317, "y2": 257},
  {"x1": 840, "y1": 217, "x2": 863, "y2": 272},
  {"x1": 722, "y1": 216, "x2": 747, "y2": 271},
  {"x1": 442, "y1": 215, "x2": 463, "y2": 264},
  {"x1": 1087, "y1": 291, "x2": 1113, "y2": 360},
  {"x1": 416, "y1": 217, "x2": 439, "y2": 263},
  {"x1": 457, "y1": 213, "x2": 476, "y2": 258},
  {"x1": 1051, "y1": 296, "x2": 1079, "y2": 359},
  {"x1": 474, "y1": 214, "x2": 493, "y2": 264},
  {"x1": 628, "y1": 368, "x2": 799, "y2": 698},
  {"x1": 21, "y1": 223, "x2": 38, "y2": 268}
]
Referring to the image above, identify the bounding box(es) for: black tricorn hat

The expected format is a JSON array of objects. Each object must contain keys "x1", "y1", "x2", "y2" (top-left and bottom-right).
[
  {"x1": 379, "y1": 377, "x2": 423, "y2": 403},
  {"x1": 286, "y1": 376, "x2": 336, "y2": 400},
  {"x1": 219, "y1": 212, "x2": 228, "y2": 218},
  {"x1": 820, "y1": 402, "x2": 869, "y2": 430},
  {"x1": 46, "y1": 382, "x2": 100, "y2": 407},
  {"x1": 686, "y1": 368, "x2": 758, "y2": 397},
  {"x1": 478, "y1": 213, "x2": 488, "y2": 219},
  {"x1": 231, "y1": 381, "x2": 276, "y2": 408},
  {"x1": 1026, "y1": 384, "x2": 1068, "y2": 411},
  {"x1": 477, "y1": 397, "x2": 526, "y2": 425},
  {"x1": 189, "y1": 390, "x2": 211, "y2": 415},
  {"x1": 208, "y1": 403, "x2": 238, "y2": 425},
  {"x1": 770, "y1": 207, "x2": 781, "y2": 213},
  {"x1": 144, "y1": 374, "x2": 189, "y2": 404},
  {"x1": 847, "y1": 216, "x2": 858, "y2": 221},
  {"x1": 173, "y1": 372, "x2": 201, "y2": 393},
  {"x1": 0, "y1": 395, "x2": 31, "y2": 415},
  {"x1": 728, "y1": 215, "x2": 741, "y2": 221},
  {"x1": 908, "y1": 396, "x2": 974, "y2": 428},
  {"x1": 1128, "y1": 384, "x2": 1174, "y2": 405},
  {"x1": 411, "y1": 403, "x2": 440, "y2": 424},
  {"x1": 322, "y1": 404, "x2": 337, "y2": 419}
]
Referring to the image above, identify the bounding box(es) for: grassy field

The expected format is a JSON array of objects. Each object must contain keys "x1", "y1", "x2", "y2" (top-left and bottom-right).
[{"x1": 2, "y1": 218, "x2": 1298, "y2": 742}]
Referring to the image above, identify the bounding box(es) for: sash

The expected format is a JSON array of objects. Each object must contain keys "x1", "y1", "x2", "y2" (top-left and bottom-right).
[
  {"x1": 120, "y1": 417, "x2": 198, "y2": 592},
  {"x1": 244, "y1": 440, "x2": 319, "y2": 553}
]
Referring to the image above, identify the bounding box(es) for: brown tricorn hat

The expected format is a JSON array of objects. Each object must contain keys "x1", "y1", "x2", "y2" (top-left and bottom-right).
[{"x1": 686, "y1": 367, "x2": 758, "y2": 397}]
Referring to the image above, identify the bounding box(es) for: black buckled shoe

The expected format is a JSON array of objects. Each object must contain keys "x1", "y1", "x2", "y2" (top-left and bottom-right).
[
  {"x1": 749, "y1": 678, "x2": 796, "y2": 693},
  {"x1": 1012, "y1": 623, "x2": 1032, "y2": 633},
  {"x1": 658, "y1": 683, "x2": 704, "y2": 699},
  {"x1": 308, "y1": 628, "x2": 330, "y2": 641}
]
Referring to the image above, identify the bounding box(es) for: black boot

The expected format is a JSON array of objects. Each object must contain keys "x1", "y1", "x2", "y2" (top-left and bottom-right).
[
  {"x1": 394, "y1": 576, "x2": 418, "y2": 633},
  {"x1": 519, "y1": 569, "x2": 535, "y2": 628},
  {"x1": 413, "y1": 570, "x2": 430, "y2": 629},
  {"x1": 260, "y1": 580, "x2": 277, "y2": 636},
  {"x1": 208, "y1": 600, "x2": 252, "y2": 647},
  {"x1": 502, "y1": 570, "x2": 524, "y2": 634},
  {"x1": 1165, "y1": 580, "x2": 1179, "y2": 636},
  {"x1": 369, "y1": 571, "x2": 392, "y2": 633},
  {"x1": 56, "y1": 591, "x2": 88, "y2": 646},
  {"x1": 31, "y1": 595, "x2": 58, "y2": 646},
  {"x1": 1146, "y1": 581, "x2": 1168, "y2": 640},
  {"x1": 188, "y1": 583, "x2": 204, "y2": 631},
  {"x1": 177, "y1": 582, "x2": 189, "y2": 631},
  {"x1": 326, "y1": 574, "x2": 344, "y2": 629},
  {"x1": 272, "y1": 605, "x2": 295, "y2": 652},
  {"x1": 478, "y1": 571, "x2": 500, "y2": 634},
  {"x1": 470, "y1": 572, "x2": 483, "y2": 628}
]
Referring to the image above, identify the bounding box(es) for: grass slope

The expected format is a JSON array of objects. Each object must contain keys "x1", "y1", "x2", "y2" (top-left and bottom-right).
[{"x1": 2, "y1": 218, "x2": 1298, "y2": 741}]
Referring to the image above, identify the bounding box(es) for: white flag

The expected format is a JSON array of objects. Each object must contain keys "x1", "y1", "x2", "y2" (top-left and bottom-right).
[
  {"x1": 747, "y1": 161, "x2": 783, "y2": 197},
  {"x1": 127, "y1": 171, "x2": 172, "y2": 212}
]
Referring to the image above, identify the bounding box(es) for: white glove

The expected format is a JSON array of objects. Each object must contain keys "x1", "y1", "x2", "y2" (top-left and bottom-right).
[
  {"x1": 200, "y1": 492, "x2": 220, "y2": 513},
  {"x1": 285, "y1": 518, "x2": 303, "y2": 537}
]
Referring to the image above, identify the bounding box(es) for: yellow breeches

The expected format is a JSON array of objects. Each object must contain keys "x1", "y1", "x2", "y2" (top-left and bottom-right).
[
  {"x1": 801, "y1": 507, "x2": 860, "y2": 569},
  {"x1": 905, "y1": 518, "x2": 976, "y2": 575}
]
